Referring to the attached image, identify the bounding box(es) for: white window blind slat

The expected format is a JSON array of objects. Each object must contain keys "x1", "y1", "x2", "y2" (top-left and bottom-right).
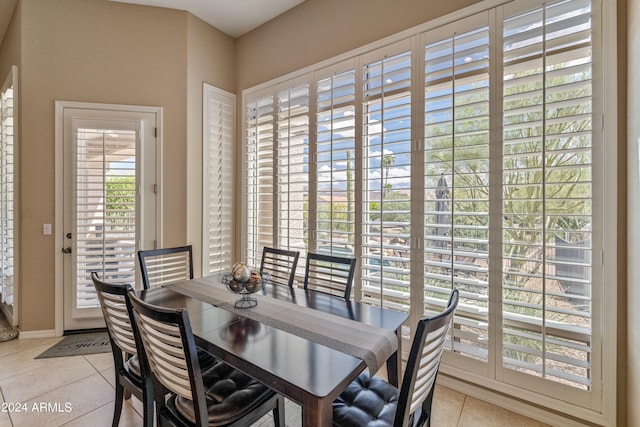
[
  {"x1": 275, "y1": 85, "x2": 310, "y2": 275},
  {"x1": 424, "y1": 21, "x2": 491, "y2": 361},
  {"x1": 502, "y1": 0, "x2": 593, "y2": 390},
  {"x1": 74, "y1": 128, "x2": 137, "y2": 308},
  {"x1": 0, "y1": 71, "x2": 14, "y2": 309},
  {"x1": 361, "y1": 50, "x2": 412, "y2": 309},
  {"x1": 203, "y1": 85, "x2": 234, "y2": 274},
  {"x1": 246, "y1": 95, "x2": 275, "y2": 267}
]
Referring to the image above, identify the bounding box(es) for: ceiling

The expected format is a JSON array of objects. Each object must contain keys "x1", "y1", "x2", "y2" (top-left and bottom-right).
[
  {"x1": 109, "y1": 0, "x2": 305, "y2": 38},
  {"x1": 0, "y1": 0, "x2": 304, "y2": 43}
]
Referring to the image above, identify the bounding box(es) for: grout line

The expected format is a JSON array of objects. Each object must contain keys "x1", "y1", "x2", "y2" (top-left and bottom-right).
[
  {"x1": 57, "y1": 400, "x2": 112, "y2": 427},
  {"x1": 456, "y1": 394, "x2": 467, "y2": 427},
  {"x1": 0, "y1": 385, "x2": 15, "y2": 427},
  {"x1": 7, "y1": 357, "x2": 101, "y2": 405}
]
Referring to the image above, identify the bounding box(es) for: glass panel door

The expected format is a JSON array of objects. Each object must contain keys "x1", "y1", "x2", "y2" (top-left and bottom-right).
[{"x1": 62, "y1": 108, "x2": 157, "y2": 331}]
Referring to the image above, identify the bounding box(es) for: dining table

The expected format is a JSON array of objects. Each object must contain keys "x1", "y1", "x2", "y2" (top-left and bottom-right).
[{"x1": 137, "y1": 274, "x2": 408, "y2": 426}]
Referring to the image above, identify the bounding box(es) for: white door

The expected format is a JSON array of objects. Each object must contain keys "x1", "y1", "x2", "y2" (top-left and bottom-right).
[{"x1": 61, "y1": 106, "x2": 159, "y2": 331}]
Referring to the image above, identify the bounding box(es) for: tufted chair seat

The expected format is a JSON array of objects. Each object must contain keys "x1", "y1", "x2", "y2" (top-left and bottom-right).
[
  {"x1": 170, "y1": 361, "x2": 278, "y2": 425},
  {"x1": 333, "y1": 371, "x2": 399, "y2": 426},
  {"x1": 125, "y1": 354, "x2": 142, "y2": 378},
  {"x1": 333, "y1": 290, "x2": 459, "y2": 427}
]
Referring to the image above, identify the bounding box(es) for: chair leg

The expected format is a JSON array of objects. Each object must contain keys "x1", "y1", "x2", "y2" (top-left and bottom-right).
[
  {"x1": 112, "y1": 381, "x2": 124, "y2": 427},
  {"x1": 154, "y1": 382, "x2": 168, "y2": 427},
  {"x1": 416, "y1": 390, "x2": 435, "y2": 427},
  {"x1": 140, "y1": 379, "x2": 155, "y2": 427},
  {"x1": 272, "y1": 395, "x2": 285, "y2": 427}
]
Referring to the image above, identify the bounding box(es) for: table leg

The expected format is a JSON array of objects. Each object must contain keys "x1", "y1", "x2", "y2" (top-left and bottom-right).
[
  {"x1": 386, "y1": 330, "x2": 403, "y2": 387},
  {"x1": 302, "y1": 395, "x2": 332, "y2": 426}
]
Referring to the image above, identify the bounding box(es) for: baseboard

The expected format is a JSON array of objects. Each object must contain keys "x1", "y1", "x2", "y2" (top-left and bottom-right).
[
  {"x1": 63, "y1": 327, "x2": 107, "y2": 336},
  {"x1": 438, "y1": 374, "x2": 602, "y2": 427},
  {"x1": 17, "y1": 329, "x2": 58, "y2": 339}
]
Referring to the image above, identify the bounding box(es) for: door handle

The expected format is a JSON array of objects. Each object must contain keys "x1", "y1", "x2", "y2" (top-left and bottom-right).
[{"x1": 62, "y1": 247, "x2": 72, "y2": 254}]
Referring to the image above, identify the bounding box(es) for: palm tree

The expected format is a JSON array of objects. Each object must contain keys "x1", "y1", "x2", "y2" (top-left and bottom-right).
[{"x1": 382, "y1": 153, "x2": 395, "y2": 197}]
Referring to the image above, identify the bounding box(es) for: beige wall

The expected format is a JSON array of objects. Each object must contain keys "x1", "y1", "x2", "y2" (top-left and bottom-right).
[
  {"x1": 2, "y1": 0, "x2": 235, "y2": 331},
  {"x1": 235, "y1": 0, "x2": 483, "y2": 91},
  {"x1": 185, "y1": 13, "x2": 236, "y2": 275},
  {"x1": 627, "y1": 0, "x2": 638, "y2": 424},
  {"x1": 0, "y1": 0, "x2": 19, "y2": 80}
]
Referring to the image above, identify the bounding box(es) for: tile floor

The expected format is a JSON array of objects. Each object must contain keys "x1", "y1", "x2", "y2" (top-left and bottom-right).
[{"x1": 0, "y1": 336, "x2": 550, "y2": 427}]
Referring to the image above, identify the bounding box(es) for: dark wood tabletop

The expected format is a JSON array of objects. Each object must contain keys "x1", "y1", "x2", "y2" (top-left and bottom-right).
[{"x1": 138, "y1": 280, "x2": 407, "y2": 426}]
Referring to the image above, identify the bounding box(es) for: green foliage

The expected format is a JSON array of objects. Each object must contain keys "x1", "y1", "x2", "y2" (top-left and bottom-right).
[
  {"x1": 425, "y1": 66, "x2": 592, "y2": 293},
  {"x1": 105, "y1": 175, "x2": 136, "y2": 229},
  {"x1": 368, "y1": 191, "x2": 411, "y2": 224},
  {"x1": 317, "y1": 201, "x2": 354, "y2": 233},
  {"x1": 501, "y1": 68, "x2": 592, "y2": 291}
]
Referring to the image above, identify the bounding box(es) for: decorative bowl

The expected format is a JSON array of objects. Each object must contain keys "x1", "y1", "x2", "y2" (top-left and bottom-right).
[
  {"x1": 222, "y1": 269, "x2": 268, "y2": 308},
  {"x1": 231, "y1": 262, "x2": 251, "y2": 283}
]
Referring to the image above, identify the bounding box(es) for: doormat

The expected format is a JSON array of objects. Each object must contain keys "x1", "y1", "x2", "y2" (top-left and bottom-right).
[
  {"x1": 35, "y1": 331, "x2": 111, "y2": 358},
  {"x1": 0, "y1": 310, "x2": 18, "y2": 341}
]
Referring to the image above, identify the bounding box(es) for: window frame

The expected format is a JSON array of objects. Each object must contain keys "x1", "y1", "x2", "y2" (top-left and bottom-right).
[{"x1": 240, "y1": 0, "x2": 617, "y2": 424}]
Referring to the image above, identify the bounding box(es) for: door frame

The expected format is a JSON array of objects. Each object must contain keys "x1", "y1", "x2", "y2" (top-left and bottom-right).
[{"x1": 54, "y1": 101, "x2": 163, "y2": 336}]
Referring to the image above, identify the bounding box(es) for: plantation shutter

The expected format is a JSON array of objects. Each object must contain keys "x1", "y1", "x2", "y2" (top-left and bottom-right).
[
  {"x1": 423, "y1": 17, "x2": 491, "y2": 362},
  {"x1": 242, "y1": 0, "x2": 609, "y2": 415},
  {"x1": 203, "y1": 85, "x2": 234, "y2": 274},
  {"x1": 276, "y1": 83, "x2": 310, "y2": 275},
  {"x1": 315, "y1": 66, "x2": 357, "y2": 258},
  {"x1": 360, "y1": 44, "x2": 412, "y2": 311},
  {"x1": 245, "y1": 94, "x2": 275, "y2": 268},
  {"x1": 501, "y1": 0, "x2": 593, "y2": 390},
  {"x1": 74, "y1": 124, "x2": 137, "y2": 310},
  {"x1": 0, "y1": 68, "x2": 15, "y2": 312}
]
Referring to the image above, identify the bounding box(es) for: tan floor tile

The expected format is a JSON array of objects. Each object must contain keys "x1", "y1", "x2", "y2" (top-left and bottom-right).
[
  {"x1": 283, "y1": 399, "x2": 302, "y2": 427},
  {"x1": 9, "y1": 373, "x2": 114, "y2": 427},
  {"x1": 125, "y1": 388, "x2": 144, "y2": 418},
  {"x1": 0, "y1": 391, "x2": 12, "y2": 427},
  {"x1": 62, "y1": 400, "x2": 143, "y2": 427},
  {"x1": 0, "y1": 339, "x2": 65, "y2": 381},
  {"x1": 251, "y1": 413, "x2": 272, "y2": 426},
  {"x1": 83, "y1": 352, "x2": 114, "y2": 372},
  {"x1": 98, "y1": 366, "x2": 116, "y2": 389},
  {"x1": 248, "y1": 398, "x2": 296, "y2": 427},
  {"x1": 0, "y1": 411, "x2": 10, "y2": 427},
  {"x1": 431, "y1": 384, "x2": 465, "y2": 427},
  {"x1": 458, "y1": 395, "x2": 551, "y2": 427},
  {"x1": 0, "y1": 337, "x2": 571, "y2": 426},
  {"x1": 0, "y1": 337, "x2": 61, "y2": 358},
  {"x1": 95, "y1": 367, "x2": 146, "y2": 418},
  {"x1": 1, "y1": 356, "x2": 97, "y2": 403}
]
